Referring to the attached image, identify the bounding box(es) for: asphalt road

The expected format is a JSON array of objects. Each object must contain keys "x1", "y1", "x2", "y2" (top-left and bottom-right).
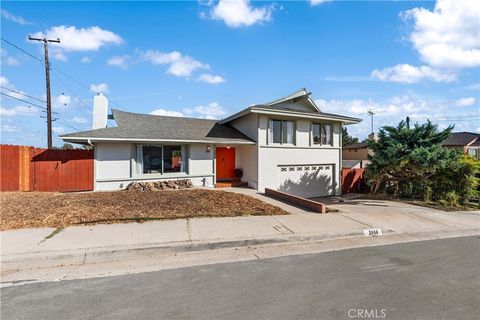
[{"x1": 2, "y1": 236, "x2": 479, "y2": 320}]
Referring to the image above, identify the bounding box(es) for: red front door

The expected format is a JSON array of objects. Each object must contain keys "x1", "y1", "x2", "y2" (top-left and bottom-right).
[{"x1": 216, "y1": 147, "x2": 236, "y2": 180}]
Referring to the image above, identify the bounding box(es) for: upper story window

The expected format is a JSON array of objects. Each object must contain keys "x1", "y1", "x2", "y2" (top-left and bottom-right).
[
  {"x1": 269, "y1": 119, "x2": 295, "y2": 144},
  {"x1": 312, "y1": 123, "x2": 332, "y2": 146},
  {"x1": 136, "y1": 144, "x2": 185, "y2": 174}
]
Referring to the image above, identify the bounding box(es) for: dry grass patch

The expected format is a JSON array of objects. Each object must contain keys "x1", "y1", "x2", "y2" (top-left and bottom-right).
[{"x1": 1, "y1": 189, "x2": 288, "y2": 230}]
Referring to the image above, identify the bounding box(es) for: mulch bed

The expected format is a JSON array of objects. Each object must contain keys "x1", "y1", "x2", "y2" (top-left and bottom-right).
[{"x1": 0, "y1": 189, "x2": 288, "y2": 230}]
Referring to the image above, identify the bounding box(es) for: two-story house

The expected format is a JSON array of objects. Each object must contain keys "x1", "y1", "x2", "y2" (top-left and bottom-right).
[{"x1": 60, "y1": 89, "x2": 361, "y2": 198}]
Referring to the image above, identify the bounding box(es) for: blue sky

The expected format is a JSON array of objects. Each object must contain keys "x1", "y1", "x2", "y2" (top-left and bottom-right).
[{"x1": 1, "y1": 0, "x2": 479, "y2": 147}]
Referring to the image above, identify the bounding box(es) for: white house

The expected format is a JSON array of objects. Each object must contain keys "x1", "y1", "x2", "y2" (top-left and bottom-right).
[{"x1": 61, "y1": 89, "x2": 361, "y2": 198}]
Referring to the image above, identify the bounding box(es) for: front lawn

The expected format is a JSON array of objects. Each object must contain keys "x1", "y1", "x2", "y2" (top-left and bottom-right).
[{"x1": 1, "y1": 189, "x2": 288, "y2": 230}]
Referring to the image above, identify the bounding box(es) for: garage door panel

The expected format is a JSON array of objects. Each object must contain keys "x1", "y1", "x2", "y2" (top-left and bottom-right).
[{"x1": 277, "y1": 164, "x2": 334, "y2": 198}]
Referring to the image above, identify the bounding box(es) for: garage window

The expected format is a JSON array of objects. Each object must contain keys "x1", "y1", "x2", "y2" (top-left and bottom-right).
[
  {"x1": 269, "y1": 119, "x2": 295, "y2": 145},
  {"x1": 312, "y1": 123, "x2": 332, "y2": 146}
]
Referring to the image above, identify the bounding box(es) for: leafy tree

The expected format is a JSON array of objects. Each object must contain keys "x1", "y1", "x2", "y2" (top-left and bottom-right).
[
  {"x1": 342, "y1": 127, "x2": 359, "y2": 146},
  {"x1": 62, "y1": 143, "x2": 74, "y2": 150},
  {"x1": 365, "y1": 118, "x2": 455, "y2": 195}
]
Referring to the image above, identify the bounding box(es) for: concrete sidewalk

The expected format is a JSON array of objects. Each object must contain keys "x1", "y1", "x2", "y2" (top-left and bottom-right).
[
  {"x1": 2, "y1": 198, "x2": 479, "y2": 259},
  {"x1": 1, "y1": 197, "x2": 479, "y2": 286}
]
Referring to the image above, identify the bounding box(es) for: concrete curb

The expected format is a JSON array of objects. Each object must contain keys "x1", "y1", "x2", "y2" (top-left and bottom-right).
[{"x1": 2, "y1": 228, "x2": 479, "y2": 272}]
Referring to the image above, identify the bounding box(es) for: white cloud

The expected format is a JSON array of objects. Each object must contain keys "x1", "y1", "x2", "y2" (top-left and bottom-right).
[
  {"x1": 52, "y1": 94, "x2": 73, "y2": 109},
  {"x1": 30, "y1": 25, "x2": 123, "y2": 52},
  {"x1": 52, "y1": 126, "x2": 65, "y2": 134},
  {"x1": 1, "y1": 48, "x2": 20, "y2": 66},
  {"x1": 0, "y1": 124, "x2": 20, "y2": 132},
  {"x1": 80, "y1": 56, "x2": 91, "y2": 63},
  {"x1": 455, "y1": 97, "x2": 476, "y2": 107},
  {"x1": 314, "y1": 95, "x2": 459, "y2": 138},
  {"x1": 149, "y1": 109, "x2": 184, "y2": 117},
  {"x1": 140, "y1": 50, "x2": 209, "y2": 77},
  {"x1": 1, "y1": 9, "x2": 31, "y2": 25},
  {"x1": 371, "y1": 64, "x2": 457, "y2": 83},
  {"x1": 89, "y1": 83, "x2": 109, "y2": 94},
  {"x1": 209, "y1": 0, "x2": 274, "y2": 28},
  {"x1": 72, "y1": 116, "x2": 88, "y2": 124},
  {"x1": 403, "y1": 0, "x2": 480, "y2": 68},
  {"x1": 0, "y1": 76, "x2": 32, "y2": 100},
  {"x1": 310, "y1": 0, "x2": 331, "y2": 6},
  {"x1": 0, "y1": 106, "x2": 39, "y2": 117},
  {"x1": 107, "y1": 55, "x2": 129, "y2": 69},
  {"x1": 185, "y1": 102, "x2": 228, "y2": 119},
  {"x1": 197, "y1": 73, "x2": 225, "y2": 84},
  {"x1": 52, "y1": 50, "x2": 67, "y2": 61},
  {"x1": 372, "y1": 0, "x2": 480, "y2": 83}
]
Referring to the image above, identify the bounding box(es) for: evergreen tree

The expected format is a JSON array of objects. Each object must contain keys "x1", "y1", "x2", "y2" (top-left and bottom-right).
[
  {"x1": 342, "y1": 127, "x2": 359, "y2": 146},
  {"x1": 365, "y1": 119, "x2": 456, "y2": 196}
]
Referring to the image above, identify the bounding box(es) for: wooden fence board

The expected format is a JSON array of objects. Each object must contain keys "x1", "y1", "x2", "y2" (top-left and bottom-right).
[
  {"x1": 0, "y1": 145, "x2": 93, "y2": 192},
  {"x1": 341, "y1": 168, "x2": 367, "y2": 194}
]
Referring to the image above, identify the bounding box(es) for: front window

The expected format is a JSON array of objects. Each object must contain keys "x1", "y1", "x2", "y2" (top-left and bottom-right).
[
  {"x1": 142, "y1": 145, "x2": 162, "y2": 174},
  {"x1": 312, "y1": 123, "x2": 321, "y2": 144},
  {"x1": 137, "y1": 145, "x2": 185, "y2": 174},
  {"x1": 270, "y1": 119, "x2": 294, "y2": 144},
  {"x1": 467, "y1": 148, "x2": 478, "y2": 160},
  {"x1": 163, "y1": 146, "x2": 182, "y2": 173},
  {"x1": 312, "y1": 123, "x2": 332, "y2": 146},
  {"x1": 322, "y1": 124, "x2": 332, "y2": 145}
]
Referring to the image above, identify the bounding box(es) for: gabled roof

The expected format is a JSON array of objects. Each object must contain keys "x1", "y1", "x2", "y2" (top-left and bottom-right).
[
  {"x1": 261, "y1": 88, "x2": 320, "y2": 112},
  {"x1": 219, "y1": 88, "x2": 361, "y2": 125},
  {"x1": 60, "y1": 109, "x2": 255, "y2": 144},
  {"x1": 442, "y1": 132, "x2": 480, "y2": 147}
]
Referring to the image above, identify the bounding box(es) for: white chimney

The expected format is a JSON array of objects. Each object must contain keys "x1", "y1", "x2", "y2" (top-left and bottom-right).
[{"x1": 93, "y1": 94, "x2": 108, "y2": 129}]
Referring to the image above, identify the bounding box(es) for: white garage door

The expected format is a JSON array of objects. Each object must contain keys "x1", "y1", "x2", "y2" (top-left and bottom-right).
[{"x1": 277, "y1": 164, "x2": 335, "y2": 198}]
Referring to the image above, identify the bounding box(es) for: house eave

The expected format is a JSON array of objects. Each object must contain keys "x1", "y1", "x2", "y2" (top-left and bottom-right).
[
  {"x1": 219, "y1": 106, "x2": 361, "y2": 125},
  {"x1": 250, "y1": 107, "x2": 361, "y2": 124},
  {"x1": 60, "y1": 136, "x2": 256, "y2": 145}
]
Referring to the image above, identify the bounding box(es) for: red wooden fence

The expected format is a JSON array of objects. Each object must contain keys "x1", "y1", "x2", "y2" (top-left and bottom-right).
[
  {"x1": 342, "y1": 168, "x2": 367, "y2": 194},
  {"x1": 0, "y1": 145, "x2": 94, "y2": 192}
]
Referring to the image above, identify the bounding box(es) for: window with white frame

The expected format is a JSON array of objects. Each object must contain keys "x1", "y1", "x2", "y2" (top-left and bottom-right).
[
  {"x1": 312, "y1": 123, "x2": 332, "y2": 146},
  {"x1": 136, "y1": 144, "x2": 186, "y2": 174},
  {"x1": 269, "y1": 119, "x2": 294, "y2": 144},
  {"x1": 467, "y1": 147, "x2": 479, "y2": 160}
]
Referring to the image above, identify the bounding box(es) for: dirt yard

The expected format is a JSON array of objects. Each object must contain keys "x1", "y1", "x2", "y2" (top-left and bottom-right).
[{"x1": 1, "y1": 189, "x2": 288, "y2": 230}]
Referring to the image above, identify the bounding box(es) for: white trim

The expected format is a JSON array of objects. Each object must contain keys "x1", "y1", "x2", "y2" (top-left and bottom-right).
[
  {"x1": 96, "y1": 173, "x2": 215, "y2": 183},
  {"x1": 62, "y1": 137, "x2": 255, "y2": 144},
  {"x1": 260, "y1": 145, "x2": 340, "y2": 150},
  {"x1": 251, "y1": 108, "x2": 360, "y2": 123}
]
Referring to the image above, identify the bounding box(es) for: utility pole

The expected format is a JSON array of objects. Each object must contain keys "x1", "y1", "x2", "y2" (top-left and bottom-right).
[
  {"x1": 28, "y1": 35, "x2": 60, "y2": 149},
  {"x1": 367, "y1": 109, "x2": 376, "y2": 134}
]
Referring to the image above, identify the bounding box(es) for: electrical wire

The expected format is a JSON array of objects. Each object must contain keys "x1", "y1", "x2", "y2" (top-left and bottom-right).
[
  {"x1": 1, "y1": 92, "x2": 47, "y2": 110},
  {"x1": 0, "y1": 86, "x2": 46, "y2": 104}
]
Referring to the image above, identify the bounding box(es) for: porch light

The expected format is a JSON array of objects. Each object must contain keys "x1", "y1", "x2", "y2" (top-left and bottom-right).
[
  {"x1": 206, "y1": 145, "x2": 211, "y2": 153},
  {"x1": 226, "y1": 145, "x2": 231, "y2": 149}
]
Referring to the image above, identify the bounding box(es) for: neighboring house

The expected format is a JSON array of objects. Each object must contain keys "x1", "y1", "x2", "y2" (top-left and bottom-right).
[
  {"x1": 342, "y1": 133, "x2": 376, "y2": 168},
  {"x1": 443, "y1": 132, "x2": 480, "y2": 160},
  {"x1": 60, "y1": 89, "x2": 361, "y2": 198}
]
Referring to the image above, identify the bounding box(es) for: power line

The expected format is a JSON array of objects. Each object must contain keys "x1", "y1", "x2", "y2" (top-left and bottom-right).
[
  {"x1": 3, "y1": 36, "x2": 130, "y2": 116},
  {"x1": 57, "y1": 119, "x2": 80, "y2": 131},
  {"x1": 51, "y1": 71, "x2": 93, "y2": 111},
  {"x1": 1, "y1": 92, "x2": 47, "y2": 110},
  {"x1": 0, "y1": 86, "x2": 46, "y2": 104},
  {"x1": 0, "y1": 37, "x2": 43, "y2": 64}
]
